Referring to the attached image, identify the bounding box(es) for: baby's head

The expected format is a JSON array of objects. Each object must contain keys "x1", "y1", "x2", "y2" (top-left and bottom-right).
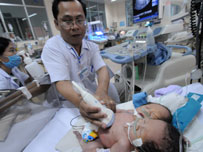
[
  {"x1": 127, "y1": 118, "x2": 185, "y2": 152},
  {"x1": 136, "y1": 102, "x2": 172, "y2": 123}
]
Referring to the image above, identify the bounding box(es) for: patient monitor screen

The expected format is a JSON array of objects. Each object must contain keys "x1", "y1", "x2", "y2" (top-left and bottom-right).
[{"x1": 133, "y1": 0, "x2": 158, "y2": 23}]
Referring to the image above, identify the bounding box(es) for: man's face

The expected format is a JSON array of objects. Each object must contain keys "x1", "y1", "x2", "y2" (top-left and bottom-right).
[
  {"x1": 55, "y1": 1, "x2": 86, "y2": 46},
  {"x1": 136, "y1": 103, "x2": 170, "y2": 120}
]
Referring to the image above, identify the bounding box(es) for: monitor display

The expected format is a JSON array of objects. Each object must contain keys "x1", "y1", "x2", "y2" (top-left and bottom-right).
[{"x1": 133, "y1": 0, "x2": 159, "y2": 23}]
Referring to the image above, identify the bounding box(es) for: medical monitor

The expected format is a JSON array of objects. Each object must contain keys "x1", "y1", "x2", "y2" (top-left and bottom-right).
[{"x1": 133, "y1": 0, "x2": 159, "y2": 23}]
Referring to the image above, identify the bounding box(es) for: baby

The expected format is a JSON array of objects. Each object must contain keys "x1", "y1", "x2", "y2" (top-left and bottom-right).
[
  {"x1": 74, "y1": 103, "x2": 184, "y2": 152},
  {"x1": 125, "y1": 102, "x2": 172, "y2": 123}
]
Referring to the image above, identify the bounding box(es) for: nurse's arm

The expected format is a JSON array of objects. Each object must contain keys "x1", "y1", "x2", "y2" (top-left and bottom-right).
[
  {"x1": 55, "y1": 80, "x2": 107, "y2": 128},
  {"x1": 27, "y1": 83, "x2": 50, "y2": 97},
  {"x1": 96, "y1": 66, "x2": 116, "y2": 112},
  {"x1": 0, "y1": 82, "x2": 50, "y2": 113}
]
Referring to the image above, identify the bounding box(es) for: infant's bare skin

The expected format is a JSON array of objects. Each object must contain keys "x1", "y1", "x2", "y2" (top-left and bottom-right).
[
  {"x1": 75, "y1": 103, "x2": 174, "y2": 152},
  {"x1": 99, "y1": 112, "x2": 134, "y2": 151},
  {"x1": 74, "y1": 112, "x2": 135, "y2": 152}
]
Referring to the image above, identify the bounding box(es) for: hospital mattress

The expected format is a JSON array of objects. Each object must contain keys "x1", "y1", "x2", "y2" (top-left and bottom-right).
[{"x1": 23, "y1": 83, "x2": 203, "y2": 152}]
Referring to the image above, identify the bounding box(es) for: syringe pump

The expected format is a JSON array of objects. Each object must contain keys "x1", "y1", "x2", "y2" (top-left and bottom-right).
[{"x1": 72, "y1": 81, "x2": 115, "y2": 128}]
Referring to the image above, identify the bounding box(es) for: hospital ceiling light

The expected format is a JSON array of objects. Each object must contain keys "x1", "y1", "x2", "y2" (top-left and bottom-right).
[
  {"x1": 22, "y1": 13, "x2": 37, "y2": 21},
  {"x1": 111, "y1": 0, "x2": 117, "y2": 2}
]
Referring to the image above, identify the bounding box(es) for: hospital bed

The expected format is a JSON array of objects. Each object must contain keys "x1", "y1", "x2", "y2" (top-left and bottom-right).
[
  {"x1": 0, "y1": 83, "x2": 200, "y2": 152},
  {"x1": 0, "y1": 102, "x2": 58, "y2": 152}
]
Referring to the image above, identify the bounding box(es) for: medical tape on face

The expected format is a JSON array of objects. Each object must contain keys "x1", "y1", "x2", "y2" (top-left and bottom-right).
[
  {"x1": 17, "y1": 86, "x2": 32, "y2": 99},
  {"x1": 134, "y1": 109, "x2": 142, "y2": 118},
  {"x1": 126, "y1": 119, "x2": 143, "y2": 147},
  {"x1": 32, "y1": 79, "x2": 40, "y2": 87},
  {"x1": 133, "y1": 119, "x2": 143, "y2": 147},
  {"x1": 132, "y1": 138, "x2": 143, "y2": 147},
  {"x1": 127, "y1": 122, "x2": 134, "y2": 145}
]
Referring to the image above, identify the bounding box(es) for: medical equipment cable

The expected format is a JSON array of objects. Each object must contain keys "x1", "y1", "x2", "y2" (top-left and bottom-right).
[
  {"x1": 122, "y1": 67, "x2": 131, "y2": 101},
  {"x1": 142, "y1": 56, "x2": 147, "y2": 90},
  {"x1": 191, "y1": 135, "x2": 203, "y2": 145},
  {"x1": 123, "y1": 41, "x2": 135, "y2": 101},
  {"x1": 132, "y1": 41, "x2": 135, "y2": 99},
  {"x1": 184, "y1": 72, "x2": 189, "y2": 96},
  {"x1": 70, "y1": 115, "x2": 84, "y2": 129}
]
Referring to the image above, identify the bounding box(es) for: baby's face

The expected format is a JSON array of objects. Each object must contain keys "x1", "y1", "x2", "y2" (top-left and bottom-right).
[
  {"x1": 136, "y1": 104, "x2": 170, "y2": 120},
  {"x1": 128, "y1": 118, "x2": 166, "y2": 147}
]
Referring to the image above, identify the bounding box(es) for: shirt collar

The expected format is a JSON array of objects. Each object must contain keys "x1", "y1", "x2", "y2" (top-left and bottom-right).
[
  {"x1": 0, "y1": 68, "x2": 12, "y2": 79},
  {"x1": 60, "y1": 35, "x2": 89, "y2": 51},
  {"x1": 81, "y1": 39, "x2": 89, "y2": 51}
]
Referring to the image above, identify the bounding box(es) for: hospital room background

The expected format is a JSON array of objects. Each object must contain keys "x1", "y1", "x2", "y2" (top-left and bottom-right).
[{"x1": 0, "y1": 0, "x2": 203, "y2": 152}]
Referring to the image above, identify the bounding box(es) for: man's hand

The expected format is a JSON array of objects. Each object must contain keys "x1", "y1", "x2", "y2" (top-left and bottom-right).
[
  {"x1": 95, "y1": 90, "x2": 116, "y2": 112},
  {"x1": 96, "y1": 66, "x2": 116, "y2": 112},
  {"x1": 79, "y1": 100, "x2": 108, "y2": 129}
]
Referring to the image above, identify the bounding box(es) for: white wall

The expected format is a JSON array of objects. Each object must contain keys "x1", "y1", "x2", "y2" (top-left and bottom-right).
[
  {"x1": 44, "y1": 0, "x2": 59, "y2": 36},
  {"x1": 105, "y1": 1, "x2": 126, "y2": 29}
]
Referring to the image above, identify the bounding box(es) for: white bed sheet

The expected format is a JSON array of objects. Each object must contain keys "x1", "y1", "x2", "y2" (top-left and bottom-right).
[
  {"x1": 23, "y1": 108, "x2": 80, "y2": 152},
  {"x1": 0, "y1": 102, "x2": 58, "y2": 152},
  {"x1": 24, "y1": 83, "x2": 203, "y2": 152}
]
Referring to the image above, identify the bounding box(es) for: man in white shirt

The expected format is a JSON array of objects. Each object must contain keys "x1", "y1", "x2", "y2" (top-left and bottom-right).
[{"x1": 42, "y1": 0, "x2": 119, "y2": 129}]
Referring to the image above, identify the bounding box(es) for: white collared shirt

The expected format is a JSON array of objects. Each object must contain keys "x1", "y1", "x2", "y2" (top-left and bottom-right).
[
  {"x1": 41, "y1": 35, "x2": 106, "y2": 93},
  {"x1": 0, "y1": 67, "x2": 29, "y2": 90}
]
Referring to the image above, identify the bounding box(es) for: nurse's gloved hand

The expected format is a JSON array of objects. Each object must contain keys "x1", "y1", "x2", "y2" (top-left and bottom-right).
[
  {"x1": 79, "y1": 100, "x2": 108, "y2": 129},
  {"x1": 95, "y1": 91, "x2": 116, "y2": 113}
]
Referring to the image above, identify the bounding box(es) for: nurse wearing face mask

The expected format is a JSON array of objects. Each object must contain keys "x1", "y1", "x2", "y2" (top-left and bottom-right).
[{"x1": 0, "y1": 37, "x2": 29, "y2": 90}]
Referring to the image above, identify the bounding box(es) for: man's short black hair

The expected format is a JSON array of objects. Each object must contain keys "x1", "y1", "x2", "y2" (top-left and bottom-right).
[
  {"x1": 136, "y1": 123, "x2": 186, "y2": 152},
  {"x1": 52, "y1": 0, "x2": 87, "y2": 20},
  {"x1": 0, "y1": 37, "x2": 11, "y2": 56}
]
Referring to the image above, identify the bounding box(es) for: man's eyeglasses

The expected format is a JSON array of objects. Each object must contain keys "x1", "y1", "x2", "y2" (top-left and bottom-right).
[{"x1": 61, "y1": 19, "x2": 86, "y2": 29}]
